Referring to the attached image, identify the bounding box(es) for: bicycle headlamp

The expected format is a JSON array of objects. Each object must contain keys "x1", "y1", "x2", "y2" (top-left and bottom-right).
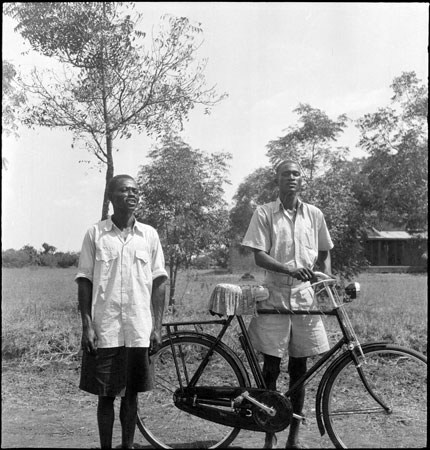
[{"x1": 344, "y1": 282, "x2": 360, "y2": 300}]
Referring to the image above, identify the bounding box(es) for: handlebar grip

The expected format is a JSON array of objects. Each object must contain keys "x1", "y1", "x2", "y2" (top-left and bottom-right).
[{"x1": 313, "y1": 271, "x2": 334, "y2": 280}]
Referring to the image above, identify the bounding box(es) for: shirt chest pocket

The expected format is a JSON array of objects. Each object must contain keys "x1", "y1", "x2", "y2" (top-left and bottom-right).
[
  {"x1": 303, "y1": 226, "x2": 316, "y2": 249},
  {"x1": 135, "y1": 250, "x2": 151, "y2": 281},
  {"x1": 95, "y1": 248, "x2": 119, "y2": 281}
]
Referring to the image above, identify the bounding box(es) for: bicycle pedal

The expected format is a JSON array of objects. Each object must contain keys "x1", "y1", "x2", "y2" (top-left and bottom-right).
[{"x1": 292, "y1": 413, "x2": 306, "y2": 423}]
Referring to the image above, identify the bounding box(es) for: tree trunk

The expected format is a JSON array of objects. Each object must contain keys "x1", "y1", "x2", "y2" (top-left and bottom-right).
[
  {"x1": 100, "y1": 4, "x2": 113, "y2": 221},
  {"x1": 101, "y1": 133, "x2": 114, "y2": 220},
  {"x1": 169, "y1": 256, "x2": 176, "y2": 307}
]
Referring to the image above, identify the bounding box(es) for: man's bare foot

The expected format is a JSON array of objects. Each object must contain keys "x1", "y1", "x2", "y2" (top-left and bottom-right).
[{"x1": 264, "y1": 432, "x2": 278, "y2": 448}]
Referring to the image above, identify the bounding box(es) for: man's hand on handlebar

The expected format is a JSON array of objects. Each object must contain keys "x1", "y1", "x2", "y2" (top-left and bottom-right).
[
  {"x1": 287, "y1": 268, "x2": 335, "y2": 284},
  {"x1": 288, "y1": 267, "x2": 317, "y2": 282}
]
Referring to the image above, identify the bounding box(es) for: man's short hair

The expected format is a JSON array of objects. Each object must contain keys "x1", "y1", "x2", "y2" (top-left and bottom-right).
[
  {"x1": 107, "y1": 174, "x2": 136, "y2": 196},
  {"x1": 274, "y1": 159, "x2": 303, "y2": 176}
]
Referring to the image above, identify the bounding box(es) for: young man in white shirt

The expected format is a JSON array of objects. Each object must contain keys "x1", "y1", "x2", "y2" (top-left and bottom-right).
[
  {"x1": 76, "y1": 174, "x2": 168, "y2": 449},
  {"x1": 242, "y1": 160, "x2": 333, "y2": 449}
]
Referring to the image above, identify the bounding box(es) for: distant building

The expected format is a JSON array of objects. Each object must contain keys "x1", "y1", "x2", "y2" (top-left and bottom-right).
[{"x1": 364, "y1": 228, "x2": 427, "y2": 272}]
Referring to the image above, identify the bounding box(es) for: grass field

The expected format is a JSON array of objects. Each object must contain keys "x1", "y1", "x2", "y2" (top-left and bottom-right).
[
  {"x1": 1, "y1": 267, "x2": 427, "y2": 448},
  {"x1": 1, "y1": 267, "x2": 428, "y2": 369}
]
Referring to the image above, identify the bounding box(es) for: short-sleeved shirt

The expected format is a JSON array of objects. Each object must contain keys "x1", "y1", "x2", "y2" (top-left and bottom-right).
[
  {"x1": 75, "y1": 217, "x2": 168, "y2": 348},
  {"x1": 242, "y1": 198, "x2": 333, "y2": 358},
  {"x1": 242, "y1": 197, "x2": 333, "y2": 309}
]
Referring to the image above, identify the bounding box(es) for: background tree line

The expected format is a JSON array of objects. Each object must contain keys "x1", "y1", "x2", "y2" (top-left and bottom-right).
[
  {"x1": 2, "y1": 244, "x2": 79, "y2": 268},
  {"x1": 2, "y1": 3, "x2": 427, "y2": 303}
]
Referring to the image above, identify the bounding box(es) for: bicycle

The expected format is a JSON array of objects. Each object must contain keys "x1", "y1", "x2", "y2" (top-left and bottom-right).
[{"x1": 136, "y1": 272, "x2": 427, "y2": 449}]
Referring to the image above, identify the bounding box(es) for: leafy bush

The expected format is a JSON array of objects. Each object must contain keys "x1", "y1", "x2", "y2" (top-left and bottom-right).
[
  {"x1": 191, "y1": 255, "x2": 212, "y2": 270},
  {"x1": 39, "y1": 253, "x2": 57, "y2": 267},
  {"x1": 55, "y1": 252, "x2": 79, "y2": 268},
  {"x1": 1, "y1": 249, "x2": 32, "y2": 267}
]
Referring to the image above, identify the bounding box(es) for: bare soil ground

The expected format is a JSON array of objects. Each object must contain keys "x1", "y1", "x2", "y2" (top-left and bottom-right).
[{"x1": 1, "y1": 360, "x2": 334, "y2": 449}]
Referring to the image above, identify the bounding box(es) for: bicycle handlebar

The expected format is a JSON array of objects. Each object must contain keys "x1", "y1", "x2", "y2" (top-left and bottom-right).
[{"x1": 312, "y1": 271, "x2": 334, "y2": 281}]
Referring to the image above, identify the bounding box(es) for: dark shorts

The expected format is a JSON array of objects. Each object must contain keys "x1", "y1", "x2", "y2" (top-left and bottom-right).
[{"x1": 79, "y1": 347, "x2": 153, "y2": 397}]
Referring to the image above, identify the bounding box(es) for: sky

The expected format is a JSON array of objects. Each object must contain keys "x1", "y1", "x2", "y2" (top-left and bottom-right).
[{"x1": 2, "y1": 2, "x2": 428, "y2": 252}]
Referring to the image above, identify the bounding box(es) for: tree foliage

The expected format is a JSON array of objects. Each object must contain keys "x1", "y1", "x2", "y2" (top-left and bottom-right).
[
  {"x1": 2, "y1": 60, "x2": 26, "y2": 140},
  {"x1": 229, "y1": 166, "x2": 276, "y2": 244},
  {"x1": 266, "y1": 103, "x2": 349, "y2": 187},
  {"x1": 303, "y1": 160, "x2": 369, "y2": 278},
  {"x1": 135, "y1": 135, "x2": 231, "y2": 305},
  {"x1": 42, "y1": 242, "x2": 57, "y2": 254},
  {"x1": 356, "y1": 71, "x2": 428, "y2": 230},
  {"x1": 4, "y1": 2, "x2": 226, "y2": 218}
]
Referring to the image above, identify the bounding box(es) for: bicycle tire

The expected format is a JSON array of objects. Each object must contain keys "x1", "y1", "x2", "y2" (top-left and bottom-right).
[
  {"x1": 136, "y1": 335, "x2": 249, "y2": 449},
  {"x1": 322, "y1": 343, "x2": 427, "y2": 448}
]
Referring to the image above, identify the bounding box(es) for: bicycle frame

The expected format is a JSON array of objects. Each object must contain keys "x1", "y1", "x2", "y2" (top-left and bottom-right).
[
  {"x1": 164, "y1": 282, "x2": 358, "y2": 386},
  {"x1": 160, "y1": 277, "x2": 391, "y2": 437},
  {"x1": 164, "y1": 316, "x2": 241, "y2": 390}
]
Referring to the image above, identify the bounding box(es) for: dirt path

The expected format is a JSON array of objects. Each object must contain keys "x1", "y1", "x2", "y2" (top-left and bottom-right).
[
  {"x1": 1, "y1": 362, "x2": 334, "y2": 449},
  {"x1": 2, "y1": 402, "x2": 333, "y2": 449}
]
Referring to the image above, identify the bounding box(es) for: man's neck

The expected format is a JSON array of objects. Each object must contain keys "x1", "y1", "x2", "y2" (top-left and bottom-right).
[
  {"x1": 280, "y1": 193, "x2": 298, "y2": 211},
  {"x1": 111, "y1": 213, "x2": 135, "y2": 231}
]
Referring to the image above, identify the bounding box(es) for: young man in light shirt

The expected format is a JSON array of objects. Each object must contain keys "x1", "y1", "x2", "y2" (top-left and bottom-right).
[
  {"x1": 242, "y1": 160, "x2": 333, "y2": 449},
  {"x1": 76, "y1": 174, "x2": 168, "y2": 449}
]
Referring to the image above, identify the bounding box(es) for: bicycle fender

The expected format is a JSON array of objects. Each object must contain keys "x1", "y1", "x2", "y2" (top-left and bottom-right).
[
  {"x1": 315, "y1": 341, "x2": 400, "y2": 436},
  {"x1": 161, "y1": 331, "x2": 252, "y2": 387}
]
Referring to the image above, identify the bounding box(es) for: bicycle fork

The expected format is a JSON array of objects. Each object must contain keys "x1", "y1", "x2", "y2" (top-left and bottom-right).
[{"x1": 350, "y1": 346, "x2": 392, "y2": 414}]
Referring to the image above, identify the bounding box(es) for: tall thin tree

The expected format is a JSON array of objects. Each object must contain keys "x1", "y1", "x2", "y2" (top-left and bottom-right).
[{"x1": 5, "y1": 2, "x2": 226, "y2": 218}]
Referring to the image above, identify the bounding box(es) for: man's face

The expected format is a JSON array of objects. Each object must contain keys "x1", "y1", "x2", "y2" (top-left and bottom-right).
[
  {"x1": 109, "y1": 178, "x2": 139, "y2": 213},
  {"x1": 277, "y1": 162, "x2": 302, "y2": 195}
]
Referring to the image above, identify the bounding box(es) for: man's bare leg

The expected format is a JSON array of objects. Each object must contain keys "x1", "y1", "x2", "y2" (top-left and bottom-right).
[
  {"x1": 120, "y1": 390, "x2": 138, "y2": 449},
  {"x1": 285, "y1": 356, "x2": 307, "y2": 449},
  {"x1": 98, "y1": 396, "x2": 115, "y2": 449},
  {"x1": 262, "y1": 354, "x2": 281, "y2": 449}
]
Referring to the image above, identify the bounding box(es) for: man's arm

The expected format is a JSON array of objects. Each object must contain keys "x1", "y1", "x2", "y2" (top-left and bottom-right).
[
  {"x1": 77, "y1": 277, "x2": 97, "y2": 354},
  {"x1": 253, "y1": 249, "x2": 316, "y2": 282},
  {"x1": 315, "y1": 250, "x2": 332, "y2": 275},
  {"x1": 149, "y1": 275, "x2": 167, "y2": 354}
]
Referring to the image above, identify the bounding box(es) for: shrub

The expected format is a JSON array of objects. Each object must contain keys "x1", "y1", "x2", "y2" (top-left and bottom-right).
[
  {"x1": 55, "y1": 252, "x2": 79, "y2": 268},
  {"x1": 39, "y1": 253, "x2": 57, "y2": 267},
  {"x1": 1, "y1": 249, "x2": 32, "y2": 267},
  {"x1": 191, "y1": 255, "x2": 212, "y2": 270}
]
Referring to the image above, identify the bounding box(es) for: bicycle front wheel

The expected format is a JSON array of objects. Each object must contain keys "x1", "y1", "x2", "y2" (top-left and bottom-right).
[
  {"x1": 322, "y1": 344, "x2": 427, "y2": 448},
  {"x1": 136, "y1": 335, "x2": 248, "y2": 449}
]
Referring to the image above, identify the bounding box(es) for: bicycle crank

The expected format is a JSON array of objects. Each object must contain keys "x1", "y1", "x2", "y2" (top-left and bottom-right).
[{"x1": 236, "y1": 390, "x2": 293, "y2": 433}]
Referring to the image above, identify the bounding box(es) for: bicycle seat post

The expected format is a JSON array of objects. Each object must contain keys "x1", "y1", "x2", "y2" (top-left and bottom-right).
[{"x1": 236, "y1": 315, "x2": 267, "y2": 389}]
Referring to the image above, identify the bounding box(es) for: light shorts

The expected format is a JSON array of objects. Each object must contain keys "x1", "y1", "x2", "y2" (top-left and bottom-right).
[
  {"x1": 247, "y1": 313, "x2": 330, "y2": 359},
  {"x1": 248, "y1": 272, "x2": 330, "y2": 358}
]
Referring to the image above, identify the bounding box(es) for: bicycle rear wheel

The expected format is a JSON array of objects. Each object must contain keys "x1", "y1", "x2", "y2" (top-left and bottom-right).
[
  {"x1": 136, "y1": 335, "x2": 248, "y2": 449},
  {"x1": 322, "y1": 344, "x2": 427, "y2": 448}
]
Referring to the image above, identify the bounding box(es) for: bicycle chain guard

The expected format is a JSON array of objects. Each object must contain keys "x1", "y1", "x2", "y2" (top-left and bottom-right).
[{"x1": 174, "y1": 386, "x2": 292, "y2": 433}]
